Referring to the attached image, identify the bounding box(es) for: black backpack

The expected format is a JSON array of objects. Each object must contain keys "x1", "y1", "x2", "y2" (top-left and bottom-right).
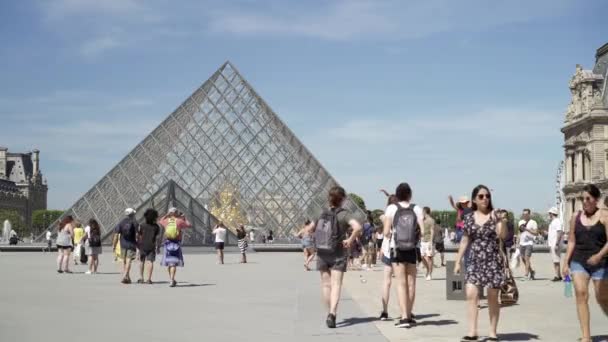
[
  {"x1": 393, "y1": 203, "x2": 418, "y2": 251},
  {"x1": 89, "y1": 229, "x2": 102, "y2": 247},
  {"x1": 314, "y1": 208, "x2": 344, "y2": 253}
]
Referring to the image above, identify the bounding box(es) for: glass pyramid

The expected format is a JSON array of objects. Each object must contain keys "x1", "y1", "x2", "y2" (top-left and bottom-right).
[{"x1": 47, "y1": 62, "x2": 364, "y2": 243}]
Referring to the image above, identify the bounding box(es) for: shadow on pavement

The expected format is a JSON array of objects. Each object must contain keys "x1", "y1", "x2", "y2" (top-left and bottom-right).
[
  {"x1": 414, "y1": 313, "x2": 440, "y2": 320},
  {"x1": 416, "y1": 319, "x2": 458, "y2": 327},
  {"x1": 496, "y1": 332, "x2": 541, "y2": 340},
  {"x1": 336, "y1": 316, "x2": 378, "y2": 327},
  {"x1": 176, "y1": 283, "x2": 215, "y2": 288}
]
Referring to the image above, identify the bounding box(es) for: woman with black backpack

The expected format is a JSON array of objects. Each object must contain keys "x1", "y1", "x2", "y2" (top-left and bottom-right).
[
  {"x1": 314, "y1": 186, "x2": 362, "y2": 329},
  {"x1": 382, "y1": 183, "x2": 425, "y2": 328},
  {"x1": 84, "y1": 219, "x2": 103, "y2": 274}
]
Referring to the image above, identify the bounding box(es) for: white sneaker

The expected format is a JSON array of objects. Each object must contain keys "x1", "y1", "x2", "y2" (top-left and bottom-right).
[
  {"x1": 85, "y1": 271, "x2": 92, "y2": 275},
  {"x1": 425, "y1": 275, "x2": 432, "y2": 281}
]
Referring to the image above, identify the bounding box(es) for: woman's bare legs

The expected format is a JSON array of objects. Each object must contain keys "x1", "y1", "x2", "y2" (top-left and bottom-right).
[
  {"x1": 405, "y1": 263, "x2": 417, "y2": 318},
  {"x1": 382, "y1": 264, "x2": 393, "y2": 313},
  {"x1": 487, "y1": 288, "x2": 500, "y2": 338},
  {"x1": 465, "y1": 284, "x2": 480, "y2": 337},
  {"x1": 593, "y1": 279, "x2": 608, "y2": 316},
  {"x1": 320, "y1": 270, "x2": 331, "y2": 312},
  {"x1": 56, "y1": 250, "x2": 64, "y2": 271},
  {"x1": 392, "y1": 262, "x2": 407, "y2": 319},
  {"x1": 573, "y1": 273, "x2": 591, "y2": 340},
  {"x1": 63, "y1": 249, "x2": 71, "y2": 272}
]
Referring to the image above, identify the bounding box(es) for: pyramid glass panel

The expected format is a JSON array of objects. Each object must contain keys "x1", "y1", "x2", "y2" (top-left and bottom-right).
[{"x1": 43, "y1": 62, "x2": 365, "y2": 243}]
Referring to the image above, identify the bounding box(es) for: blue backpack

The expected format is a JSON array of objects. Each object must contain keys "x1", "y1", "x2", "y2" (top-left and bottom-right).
[{"x1": 361, "y1": 223, "x2": 374, "y2": 245}]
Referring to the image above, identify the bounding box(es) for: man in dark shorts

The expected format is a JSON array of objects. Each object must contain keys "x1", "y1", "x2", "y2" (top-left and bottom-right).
[
  {"x1": 112, "y1": 208, "x2": 139, "y2": 284},
  {"x1": 137, "y1": 209, "x2": 161, "y2": 284},
  {"x1": 316, "y1": 186, "x2": 362, "y2": 329},
  {"x1": 433, "y1": 218, "x2": 445, "y2": 267}
]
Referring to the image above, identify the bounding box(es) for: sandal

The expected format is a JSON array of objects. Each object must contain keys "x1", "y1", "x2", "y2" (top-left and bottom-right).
[
  {"x1": 146, "y1": 280, "x2": 153, "y2": 285},
  {"x1": 461, "y1": 336, "x2": 478, "y2": 341},
  {"x1": 137, "y1": 279, "x2": 144, "y2": 284},
  {"x1": 170, "y1": 280, "x2": 177, "y2": 287},
  {"x1": 57, "y1": 270, "x2": 63, "y2": 274}
]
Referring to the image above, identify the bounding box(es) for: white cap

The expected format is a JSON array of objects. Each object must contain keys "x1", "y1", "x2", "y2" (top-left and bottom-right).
[
  {"x1": 125, "y1": 208, "x2": 136, "y2": 216},
  {"x1": 548, "y1": 207, "x2": 559, "y2": 215},
  {"x1": 168, "y1": 207, "x2": 178, "y2": 214},
  {"x1": 458, "y1": 196, "x2": 469, "y2": 204}
]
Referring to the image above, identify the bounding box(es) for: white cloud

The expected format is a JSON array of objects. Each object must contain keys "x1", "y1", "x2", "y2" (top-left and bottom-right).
[
  {"x1": 330, "y1": 108, "x2": 561, "y2": 144},
  {"x1": 45, "y1": 0, "x2": 142, "y2": 18},
  {"x1": 79, "y1": 36, "x2": 122, "y2": 58},
  {"x1": 207, "y1": 0, "x2": 576, "y2": 41}
]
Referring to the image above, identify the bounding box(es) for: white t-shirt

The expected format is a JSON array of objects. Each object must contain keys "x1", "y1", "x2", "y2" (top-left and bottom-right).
[
  {"x1": 213, "y1": 227, "x2": 227, "y2": 243},
  {"x1": 376, "y1": 233, "x2": 384, "y2": 240},
  {"x1": 46, "y1": 231, "x2": 52, "y2": 241},
  {"x1": 384, "y1": 202, "x2": 424, "y2": 249},
  {"x1": 547, "y1": 217, "x2": 563, "y2": 247},
  {"x1": 518, "y1": 219, "x2": 538, "y2": 246}
]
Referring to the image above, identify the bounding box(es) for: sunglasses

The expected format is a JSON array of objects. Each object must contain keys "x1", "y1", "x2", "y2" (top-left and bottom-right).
[{"x1": 476, "y1": 194, "x2": 491, "y2": 200}]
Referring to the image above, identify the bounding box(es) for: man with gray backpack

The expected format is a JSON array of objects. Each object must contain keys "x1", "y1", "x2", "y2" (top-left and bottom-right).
[
  {"x1": 314, "y1": 186, "x2": 363, "y2": 329},
  {"x1": 382, "y1": 182, "x2": 424, "y2": 328}
]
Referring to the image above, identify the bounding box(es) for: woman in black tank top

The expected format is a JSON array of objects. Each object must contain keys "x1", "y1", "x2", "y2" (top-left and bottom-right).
[{"x1": 563, "y1": 184, "x2": 608, "y2": 342}]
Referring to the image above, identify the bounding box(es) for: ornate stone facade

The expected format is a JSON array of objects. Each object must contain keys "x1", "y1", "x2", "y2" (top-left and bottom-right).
[
  {"x1": 562, "y1": 43, "x2": 608, "y2": 228},
  {"x1": 0, "y1": 147, "x2": 48, "y2": 229}
]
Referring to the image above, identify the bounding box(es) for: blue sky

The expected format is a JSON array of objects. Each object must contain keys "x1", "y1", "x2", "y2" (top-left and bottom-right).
[{"x1": 1, "y1": 0, "x2": 607, "y2": 213}]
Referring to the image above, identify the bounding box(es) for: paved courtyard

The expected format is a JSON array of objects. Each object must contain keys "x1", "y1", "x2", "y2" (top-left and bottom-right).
[{"x1": 0, "y1": 250, "x2": 606, "y2": 341}]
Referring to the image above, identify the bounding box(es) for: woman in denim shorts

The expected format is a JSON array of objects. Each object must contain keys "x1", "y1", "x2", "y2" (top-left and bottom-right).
[{"x1": 563, "y1": 184, "x2": 608, "y2": 342}]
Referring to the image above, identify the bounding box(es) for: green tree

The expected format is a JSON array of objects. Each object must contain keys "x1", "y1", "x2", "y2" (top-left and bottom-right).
[
  {"x1": 348, "y1": 193, "x2": 366, "y2": 211},
  {"x1": 32, "y1": 210, "x2": 64, "y2": 235},
  {"x1": 371, "y1": 209, "x2": 384, "y2": 227},
  {"x1": 0, "y1": 209, "x2": 26, "y2": 236}
]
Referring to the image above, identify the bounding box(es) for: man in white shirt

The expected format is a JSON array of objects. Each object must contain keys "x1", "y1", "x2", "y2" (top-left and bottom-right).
[
  {"x1": 518, "y1": 209, "x2": 538, "y2": 280},
  {"x1": 213, "y1": 223, "x2": 227, "y2": 264},
  {"x1": 547, "y1": 207, "x2": 564, "y2": 282}
]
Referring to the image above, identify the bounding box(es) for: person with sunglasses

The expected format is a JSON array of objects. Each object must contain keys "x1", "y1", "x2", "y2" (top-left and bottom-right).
[
  {"x1": 454, "y1": 185, "x2": 507, "y2": 342},
  {"x1": 563, "y1": 184, "x2": 608, "y2": 342}
]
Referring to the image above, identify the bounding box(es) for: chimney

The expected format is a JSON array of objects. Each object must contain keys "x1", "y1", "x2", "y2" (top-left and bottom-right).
[
  {"x1": 0, "y1": 147, "x2": 6, "y2": 180},
  {"x1": 32, "y1": 149, "x2": 40, "y2": 176}
]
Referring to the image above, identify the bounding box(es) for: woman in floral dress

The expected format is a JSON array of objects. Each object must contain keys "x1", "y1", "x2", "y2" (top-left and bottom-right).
[{"x1": 455, "y1": 185, "x2": 507, "y2": 342}]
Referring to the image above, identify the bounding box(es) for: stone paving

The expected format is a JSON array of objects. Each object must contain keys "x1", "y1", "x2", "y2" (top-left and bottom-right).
[{"x1": 0, "y1": 251, "x2": 606, "y2": 341}]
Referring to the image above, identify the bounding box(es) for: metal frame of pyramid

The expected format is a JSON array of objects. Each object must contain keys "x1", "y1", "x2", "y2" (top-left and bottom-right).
[{"x1": 44, "y1": 62, "x2": 364, "y2": 244}]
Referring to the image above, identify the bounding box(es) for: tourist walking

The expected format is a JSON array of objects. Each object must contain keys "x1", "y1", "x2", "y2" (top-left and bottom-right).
[
  {"x1": 213, "y1": 222, "x2": 227, "y2": 265},
  {"x1": 420, "y1": 207, "x2": 435, "y2": 280},
  {"x1": 267, "y1": 230, "x2": 274, "y2": 244},
  {"x1": 56, "y1": 215, "x2": 74, "y2": 273},
  {"x1": 379, "y1": 194, "x2": 398, "y2": 321},
  {"x1": 137, "y1": 209, "x2": 161, "y2": 284},
  {"x1": 236, "y1": 224, "x2": 248, "y2": 263},
  {"x1": 518, "y1": 209, "x2": 538, "y2": 280},
  {"x1": 84, "y1": 219, "x2": 102, "y2": 274},
  {"x1": 361, "y1": 218, "x2": 375, "y2": 270},
  {"x1": 547, "y1": 207, "x2": 564, "y2": 281},
  {"x1": 433, "y1": 218, "x2": 446, "y2": 267},
  {"x1": 112, "y1": 208, "x2": 139, "y2": 284},
  {"x1": 563, "y1": 184, "x2": 608, "y2": 342},
  {"x1": 376, "y1": 227, "x2": 384, "y2": 263},
  {"x1": 45, "y1": 229, "x2": 52, "y2": 252},
  {"x1": 449, "y1": 195, "x2": 472, "y2": 243},
  {"x1": 159, "y1": 208, "x2": 191, "y2": 287},
  {"x1": 383, "y1": 182, "x2": 424, "y2": 328},
  {"x1": 454, "y1": 185, "x2": 507, "y2": 341},
  {"x1": 315, "y1": 186, "x2": 362, "y2": 328},
  {"x1": 72, "y1": 221, "x2": 85, "y2": 265},
  {"x1": 297, "y1": 219, "x2": 316, "y2": 271}
]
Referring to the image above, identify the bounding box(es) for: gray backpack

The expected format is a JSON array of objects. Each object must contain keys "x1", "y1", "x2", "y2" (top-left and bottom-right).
[
  {"x1": 393, "y1": 203, "x2": 418, "y2": 251},
  {"x1": 314, "y1": 208, "x2": 344, "y2": 253}
]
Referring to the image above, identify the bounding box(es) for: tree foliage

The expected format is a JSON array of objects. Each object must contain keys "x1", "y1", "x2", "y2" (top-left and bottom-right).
[
  {"x1": 348, "y1": 193, "x2": 366, "y2": 211},
  {"x1": 32, "y1": 210, "x2": 64, "y2": 235}
]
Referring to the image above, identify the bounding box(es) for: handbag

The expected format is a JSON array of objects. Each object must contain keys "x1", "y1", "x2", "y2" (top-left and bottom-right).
[{"x1": 499, "y1": 239, "x2": 519, "y2": 305}]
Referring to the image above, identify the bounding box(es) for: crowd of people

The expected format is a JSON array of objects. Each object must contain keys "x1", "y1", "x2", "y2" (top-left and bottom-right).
[
  {"x1": 302, "y1": 183, "x2": 607, "y2": 342},
  {"x1": 46, "y1": 182, "x2": 607, "y2": 341}
]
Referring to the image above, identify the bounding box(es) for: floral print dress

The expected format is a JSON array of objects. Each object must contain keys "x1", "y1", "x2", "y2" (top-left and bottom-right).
[{"x1": 463, "y1": 212, "x2": 506, "y2": 288}]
